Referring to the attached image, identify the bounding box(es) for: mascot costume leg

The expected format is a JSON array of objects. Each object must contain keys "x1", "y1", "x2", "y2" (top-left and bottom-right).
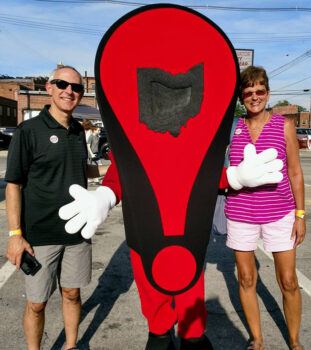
[{"x1": 60, "y1": 4, "x2": 284, "y2": 349}]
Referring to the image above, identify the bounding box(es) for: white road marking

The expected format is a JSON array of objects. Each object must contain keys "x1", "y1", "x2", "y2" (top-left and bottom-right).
[
  {"x1": 0, "y1": 261, "x2": 17, "y2": 290},
  {"x1": 258, "y1": 240, "x2": 311, "y2": 297}
]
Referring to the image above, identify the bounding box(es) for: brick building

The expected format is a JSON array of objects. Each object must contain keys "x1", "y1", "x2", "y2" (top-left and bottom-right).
[
  {"x1": 298, "y1": 112, "x2": 310, "y2": 128},
  {"x1": 0, "y1": 79, "x2": 34, "y2": 100},
  {"x1": 18, "y1": 90, "x2": 97, "y2": 124},
  {"x1": 0, "y1": 96, "x2": 17, "y2": 127},
  {"x1": 271, "y1": 105, "x2": 310, "y2": 127},
  {"x1": 0, "y1": 61, "x2": 98, "y2": 126},
  {"x1": 83, "y1": 72, "x2": 96, "y2": 93}
]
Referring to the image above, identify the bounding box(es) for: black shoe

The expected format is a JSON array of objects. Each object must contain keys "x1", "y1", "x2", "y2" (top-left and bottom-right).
[
  {"x1": 180, "y1": 334, "x2": 214, "y2": 349},
  {"x1": 145, "y1": 331, "x2": 175, "y2": 350}
]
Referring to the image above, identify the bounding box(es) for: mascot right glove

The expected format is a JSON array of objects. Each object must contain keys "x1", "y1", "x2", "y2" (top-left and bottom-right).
[
  {"x1": 59, "y1": 185, "x2": 116, "y2": 239},
  {"x1": 227, "y1": 143, "x2": 284, "y2": 190}
]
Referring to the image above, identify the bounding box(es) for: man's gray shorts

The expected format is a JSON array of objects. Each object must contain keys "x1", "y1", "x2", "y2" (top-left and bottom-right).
[{"x1": 25, "y1": 241, "x2": 92, "y2": 303}]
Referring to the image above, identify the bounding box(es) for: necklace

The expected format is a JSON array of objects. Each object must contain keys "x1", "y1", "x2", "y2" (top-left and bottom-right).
[{"x1": 244, "y1": 113, "x2": 270, "y2": 133}]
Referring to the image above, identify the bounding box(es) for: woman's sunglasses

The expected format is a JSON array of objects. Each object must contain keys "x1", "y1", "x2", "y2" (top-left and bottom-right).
[
  {"x1": 50, "y1": 79, "x2": 84, "y2": 93},
  {"x1": 242, "y1": 89, "x2": 267, "y2": 99}
]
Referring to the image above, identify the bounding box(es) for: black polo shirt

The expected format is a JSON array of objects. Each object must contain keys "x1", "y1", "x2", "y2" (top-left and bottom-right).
[{"x1": 5, "y1": 105, "x2": 88, "y2": 246}]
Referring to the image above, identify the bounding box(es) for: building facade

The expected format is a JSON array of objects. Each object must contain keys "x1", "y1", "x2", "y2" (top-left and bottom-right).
[{"x1": 0, "y1": 96, "x2": 17, "y2": 127}]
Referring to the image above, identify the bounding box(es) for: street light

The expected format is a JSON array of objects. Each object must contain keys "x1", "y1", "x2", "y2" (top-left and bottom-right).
[{"x1": 303, "y1": 89, "x2": 311, "y2": 127}]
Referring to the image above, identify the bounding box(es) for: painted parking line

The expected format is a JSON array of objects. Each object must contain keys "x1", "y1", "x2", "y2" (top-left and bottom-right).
[
  {"x1": 257, "y1": 240, "x2": 311, "y2": 297},
  {"x1": 0, "y1": 261, "x2": 16, "y2": 290}
]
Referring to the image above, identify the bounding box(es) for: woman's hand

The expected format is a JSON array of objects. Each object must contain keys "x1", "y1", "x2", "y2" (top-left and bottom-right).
[{"x1": 291, "y1": 217, "x2": 306, "y2": 248}]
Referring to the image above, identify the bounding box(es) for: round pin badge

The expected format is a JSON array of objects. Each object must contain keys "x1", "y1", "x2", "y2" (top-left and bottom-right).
[
  {"x1": 50, "y1": 135, "x2": 59, "y2": 144},
  {"x1": 235, "y1": 128, "x2": 242, "y2": 135}
]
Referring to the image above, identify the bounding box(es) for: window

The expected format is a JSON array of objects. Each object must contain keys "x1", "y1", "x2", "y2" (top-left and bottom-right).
[
  {"x1": 0, "y1": 106, "x2": 2, "y2": 116},
  {"x1": 7, "y1": 107, "x2": 10, "y2": 117},
  {"x1": 91, "y1": 83, "x2": 95, "y2": 92},
  {"x1": 302, "y1": 120, "x2": 307, "y2": 125},
  {"x1": 14, "y1": 109, "x2": 17, "y2": 117}
]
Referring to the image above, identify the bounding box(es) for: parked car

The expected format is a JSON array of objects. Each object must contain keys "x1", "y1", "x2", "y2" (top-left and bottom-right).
[
  {"x1": 0, "y1": 127, "x2": 16, "y2": 137},
  {"x1": 98, "y1": 127, "x2": 111, "y2": 159},
  {"x1": 0, "y1": 130, "x2": 12, "y2": 150},
  {"x1": 296, "y1": 127, "x2": 311, "y2": 150}
]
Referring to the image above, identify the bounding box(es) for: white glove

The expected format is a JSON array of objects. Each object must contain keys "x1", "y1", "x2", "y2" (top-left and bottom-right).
[
  {"x1": 227, "y1": 144, "x2": 283, "y2": 190},
  {"x1": 59, "y1": 185, "x2": 117, "y2": 239}
]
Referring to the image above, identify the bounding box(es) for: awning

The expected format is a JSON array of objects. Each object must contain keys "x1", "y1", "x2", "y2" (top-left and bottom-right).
[{"x1": 72, "y1": 104, "x2": 102, "y2": 121}]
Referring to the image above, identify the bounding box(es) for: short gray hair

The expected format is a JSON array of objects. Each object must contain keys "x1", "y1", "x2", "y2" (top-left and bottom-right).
[{"x1": 49, "y1": 65, "x2": 83, "y2": 84}]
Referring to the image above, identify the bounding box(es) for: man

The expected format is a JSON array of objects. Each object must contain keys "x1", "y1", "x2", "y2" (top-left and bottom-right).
[{"x1": 5, "y1": 65, "x2": 105, "y2": 350}]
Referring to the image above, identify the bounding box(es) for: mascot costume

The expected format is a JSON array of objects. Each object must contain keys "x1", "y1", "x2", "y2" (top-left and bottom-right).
[{"x1": 59, "y1": 4, "x2": 283, "y2": 349}]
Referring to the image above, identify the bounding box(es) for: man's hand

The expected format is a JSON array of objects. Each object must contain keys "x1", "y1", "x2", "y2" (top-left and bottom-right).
[
  {"x1": 227, "y1": 144, "x2": 284, "y2": 190},
  {"x1": 59, "y1": 185, "x2": 116, "y2": 239},
  {"x1": 6, "y1": 236, "x2": 33, "y2": 271}
]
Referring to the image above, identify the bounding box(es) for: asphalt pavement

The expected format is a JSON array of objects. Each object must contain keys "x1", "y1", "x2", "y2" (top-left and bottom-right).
[{"x1": 0, "y1": 150, "x2": 311, "y2": 350}]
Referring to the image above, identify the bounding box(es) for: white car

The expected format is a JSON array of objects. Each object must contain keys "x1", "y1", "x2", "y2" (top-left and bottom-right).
[{"x1": 296, "y1": 128, "x2": 311, "y2": 149}]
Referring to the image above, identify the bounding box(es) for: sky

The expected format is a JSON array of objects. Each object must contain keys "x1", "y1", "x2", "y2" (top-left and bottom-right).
[{"x1": 1, "y1": 0, "x2": 311, "y2": 110}]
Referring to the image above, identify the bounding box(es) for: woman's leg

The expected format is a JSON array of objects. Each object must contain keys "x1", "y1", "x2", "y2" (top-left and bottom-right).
[
  {"x1": 235, "y1": 250, "x2": 263, "y2": 345},
  {"x1": 273, "y1": 249, "x2": 302, "y2": 347}
]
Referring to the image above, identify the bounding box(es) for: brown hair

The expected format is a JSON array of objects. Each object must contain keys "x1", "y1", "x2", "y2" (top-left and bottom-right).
[
  {"x1": 240, "y1": 66, "x2": 270, "y2": 100},
  {"x1": 82, "y1": 119, "x2": 92, "y2": 131},
  {"x1": 91, "y1": 125, "x2": 100, "y2": 132}
]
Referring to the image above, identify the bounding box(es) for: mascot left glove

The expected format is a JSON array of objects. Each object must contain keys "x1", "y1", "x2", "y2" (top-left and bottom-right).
[
  {"x1": 227, "y1": 144, "x2": 283, "y2": 190},
  {"x1": 59, "y1": 185, "x2": 117, "y2": 239}
]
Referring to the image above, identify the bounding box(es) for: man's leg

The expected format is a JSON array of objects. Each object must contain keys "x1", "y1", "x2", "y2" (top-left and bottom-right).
[
  {"x1": 24, "y1": 301, "x2": 47, "y2": 350},
  {"x1": 24, "y1": 245, "x2": 62, "y2": 350},
  {"x1": 60, "y1": 241, "x2": 92, "y2": 349},
  {"x1": 62, "y1": 287, "x2": 81, "y2": 350}
]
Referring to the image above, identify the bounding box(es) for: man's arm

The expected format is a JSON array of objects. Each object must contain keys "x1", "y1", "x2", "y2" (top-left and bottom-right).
[{"x1": 6, "y1": 182, "x2": 33, "y2": 270}]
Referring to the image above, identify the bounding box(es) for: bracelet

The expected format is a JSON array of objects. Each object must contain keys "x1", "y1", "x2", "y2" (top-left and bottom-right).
[
  {"x1": 295, "y1": 210, "x2": 306, "y2": 219},
  {"x1": 9, "y1": 229, "x2": 22, "y2": 237}
]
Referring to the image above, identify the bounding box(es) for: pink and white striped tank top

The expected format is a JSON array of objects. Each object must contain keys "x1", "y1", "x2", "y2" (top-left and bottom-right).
[{"x1": 224, "y1": 114, "x2": 295, "y2": 224}]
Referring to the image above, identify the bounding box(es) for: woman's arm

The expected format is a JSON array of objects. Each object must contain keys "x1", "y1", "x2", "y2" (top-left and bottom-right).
[{"x1": 285, "y1": 118, "x2": 306, "y2": 248}]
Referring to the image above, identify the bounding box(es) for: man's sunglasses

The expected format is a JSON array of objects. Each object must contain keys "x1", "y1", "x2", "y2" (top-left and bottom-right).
[
  {"x1": 50, "y1": 79, "x2": 84, "y2": 93},
  {"x1": 242, "y1": 89, "x2": 267, "y2": 99}
]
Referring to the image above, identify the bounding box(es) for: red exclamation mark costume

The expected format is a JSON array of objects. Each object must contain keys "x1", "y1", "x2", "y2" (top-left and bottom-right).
[{"x1": 95, "y1": 4, "x2": 239, "y2": 340}]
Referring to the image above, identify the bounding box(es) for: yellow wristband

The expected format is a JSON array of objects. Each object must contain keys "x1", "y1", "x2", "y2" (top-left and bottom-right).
[
  {"x1": 9, "y1": 229, "x2": 22, "y2": 237},
  {"x1": 295, "y1": 210, "x2": 306, "y2": 219}
]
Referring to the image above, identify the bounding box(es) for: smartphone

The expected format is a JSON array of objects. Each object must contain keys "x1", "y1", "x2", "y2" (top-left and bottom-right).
[{"x1": 20, "y1": 251, "x2": 42, "y2": 276}]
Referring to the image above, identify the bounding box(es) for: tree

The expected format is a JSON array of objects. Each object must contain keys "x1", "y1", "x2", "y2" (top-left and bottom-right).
[
  {"x1": 273, "y1": 100, "x2": 290, "y2": 106},
  {"x1": 273, "y1": 100, "x2": 307, "y2": 112},
  {"x1": 297, "y1": 105, "x2": 307, "y2": 113},
  {"x1": 234, "y1": 102, "x2": 246, "y2": 117}
]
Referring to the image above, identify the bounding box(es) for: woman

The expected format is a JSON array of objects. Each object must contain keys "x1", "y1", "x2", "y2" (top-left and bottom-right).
[
  {"x1": 225, "y1": 66, "x2": 305, "y2": 350},
  {"x1": 82, "y1": 119, "x2": 93, "y2": 143}
]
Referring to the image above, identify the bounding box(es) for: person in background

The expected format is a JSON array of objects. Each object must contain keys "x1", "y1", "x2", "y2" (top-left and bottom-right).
[
  {"x1": 5, "y1": 65, "x2": 107, "y2": 350},
  {"x1": 82, "y1": 119, "x2": 92, "y2": 143},
  {"x1": 225, "y1": 66, "x2": 305, "y2": 350},
  {"x1": 87, "y1": 125, "x2": 101, "y2": 165}
]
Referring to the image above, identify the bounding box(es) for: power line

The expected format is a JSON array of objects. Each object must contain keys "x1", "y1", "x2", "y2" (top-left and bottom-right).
[
  {"x1": 2, "y1": 12, "x2": 311, "y2": 44},
  {"x1": 269, "y1": 49, "x2": 311, "y2": 78},
  {"x1": 276, "y1": 77, "x2": 311, "y2": 90},
  {"x1": 0, "y1": 13, "x2": 106, "y2": 36},
  {"x1": 32, "y1": 0, "x2": 311, "y2": 12}
]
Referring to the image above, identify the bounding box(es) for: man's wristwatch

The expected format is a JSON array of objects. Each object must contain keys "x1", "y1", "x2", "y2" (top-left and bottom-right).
[
  {"x1": 9, "y1": 229, "x2": 22, "y2": 237},
  {"x1": 295, "y1": 210, "x2": 306, "y2": 219}
]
